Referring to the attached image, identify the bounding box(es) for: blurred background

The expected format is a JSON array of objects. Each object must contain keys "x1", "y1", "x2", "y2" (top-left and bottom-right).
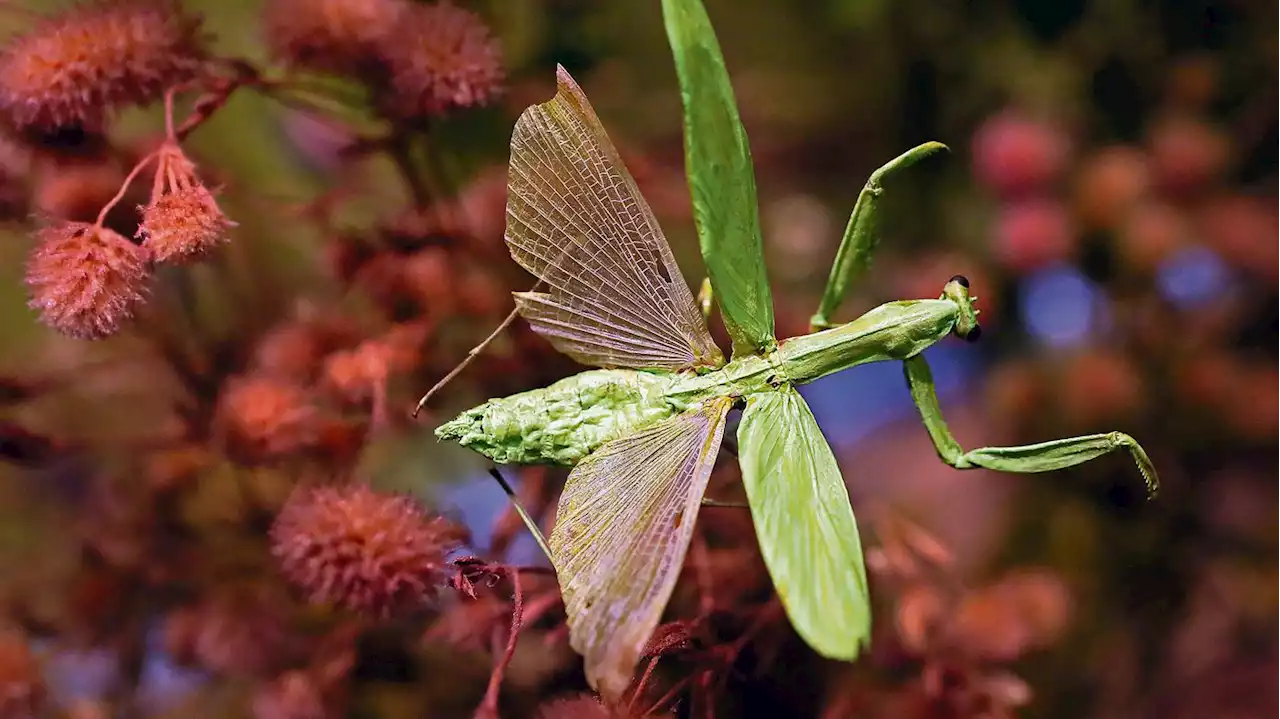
[{"x1": 0, "y1": 0, "x2": 1273, "y2": 717}]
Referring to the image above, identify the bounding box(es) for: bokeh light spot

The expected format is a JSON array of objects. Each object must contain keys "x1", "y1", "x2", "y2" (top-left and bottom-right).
[
  {"x1": 1156, "y1": 244, "x2": 1232, "y2": 309},
  {"x1": 1019, "y1": 265, "x2": 1106, "y2": 348}
]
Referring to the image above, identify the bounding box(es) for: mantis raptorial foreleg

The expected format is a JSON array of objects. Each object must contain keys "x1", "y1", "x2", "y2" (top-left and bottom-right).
[
  {"x1": 810, "y1": 142, "x2": 950, "y2": 332},
  {"x1": 902, "y1": 355, "x2": 1160, "y2": 496}
]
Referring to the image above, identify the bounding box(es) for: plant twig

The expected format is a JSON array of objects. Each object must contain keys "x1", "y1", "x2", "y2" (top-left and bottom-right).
[{"x1": 476, "y1": 569, "x2": 523, "y2": 718}]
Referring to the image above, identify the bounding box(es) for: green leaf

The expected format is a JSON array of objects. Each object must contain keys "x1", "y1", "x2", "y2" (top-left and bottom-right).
[
  {"x1": 737, "y1": 388, "x2": 871, "y2": 660},
  {"x1": 662, "y1": 0, "x2": 776, "y2": 357}
]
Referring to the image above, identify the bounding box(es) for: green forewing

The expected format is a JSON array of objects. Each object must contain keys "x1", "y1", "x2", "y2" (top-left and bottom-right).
[
  {"x1": 550, "y1": 397, "x2": 734, "y2": 701},
  {"x1": 661, "y1": 0, "x2": 776, "y2": 357},
  {"x1": 737, "y1": 388, "x2": 871, "y2": 659},
  {"x1": 506, "y1": 66, "x2": 724, "y2": 372}
]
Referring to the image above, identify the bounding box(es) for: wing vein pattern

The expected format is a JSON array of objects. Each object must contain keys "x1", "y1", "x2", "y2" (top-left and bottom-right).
[
  {"x1": 737, "y1": 388, "x2": 871, "y2": 660},
  {"x1": 550, "y1": 397, "x2": 733, "y2": 700},
  {"x1": 506, "y1": 66, "x2": 723, "y2": 371}
]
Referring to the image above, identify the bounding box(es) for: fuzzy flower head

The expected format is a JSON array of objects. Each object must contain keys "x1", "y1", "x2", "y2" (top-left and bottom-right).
[
  {"x1": 0, "y1": 1, "x2": 209, "y2": 132},
  {"x1": 264, "y1": 0, "x2": 407, "y2": 77},
  {"x1": 271, "y1": 484, "x2": 463, "y2": 617},
  {"x1": 137, "y1": 143, "x2": 234, "y2": 263},
  {"x1": 381, "y1": 2, "x2": 504, "y2": 119},
  {"x1": 163, "y1": 590, "x2": 289, "y2": 678},
  {"x1": 215, "y1": 375, "x2": 323, "y2": 460},
  {"x1": 25, "y1": 221, "x2": 151, "y2": 339}
]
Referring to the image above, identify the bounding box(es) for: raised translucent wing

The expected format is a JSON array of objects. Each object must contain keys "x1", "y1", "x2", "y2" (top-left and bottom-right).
[
  {"x1": 550, "y1": 397, "x2": 734, "y2": 701},
  {"x1": 737, "y1": 388, "x2": 871, "y2": 660},
  {"x1": 662, "y1": 0, "x2": 776, "y2": 357},
  {"x1": 506, "y1": 66, "x2": 724, "y2": 371}
]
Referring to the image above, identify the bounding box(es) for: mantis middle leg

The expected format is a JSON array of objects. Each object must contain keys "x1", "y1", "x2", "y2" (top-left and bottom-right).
[
  {"x1": 488, "y1": 467, "x2": 555, "y2": 561},
  {"x1": 902, "y1": 355, "x2": 1160, "y2": 496},
  {"x1": 810, "y1": 142, "x2": 950, "y2": 332},
  {"x1": 697, "y1": 277, "x2": 714, "y2": 320}
]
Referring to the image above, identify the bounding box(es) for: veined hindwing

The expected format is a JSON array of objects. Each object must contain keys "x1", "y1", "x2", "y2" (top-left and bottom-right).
[
  {"x1": 505, "y1": 65, "x2": 724, "y2": 373},
  {"x1": 550, "y1": 397, "x2": 734, "y2": 700}
]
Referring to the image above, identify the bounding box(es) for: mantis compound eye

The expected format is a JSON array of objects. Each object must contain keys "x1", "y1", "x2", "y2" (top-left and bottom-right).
[
  {"x1": 964, "y1": 324, "x2": 982, "y2": 342},
  {"x1": 949, "y1": 274, "x2": 970, "y2": 288}
]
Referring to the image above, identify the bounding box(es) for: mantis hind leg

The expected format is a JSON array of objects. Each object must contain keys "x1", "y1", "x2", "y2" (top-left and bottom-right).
[
  {"x1": 902, "y1": 355, "x2": 1159, "y2": 496},
  {"x1": 487, "y1": 467, "x2": 555, "y2": 562},
  {"x1": 810, "y1": 142, "x2": 950, "y2": 332}
]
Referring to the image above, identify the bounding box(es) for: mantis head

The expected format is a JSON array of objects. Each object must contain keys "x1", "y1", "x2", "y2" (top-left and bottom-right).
[{"x1": 942, "y1": 275, "x2": 982, "y2": 342}]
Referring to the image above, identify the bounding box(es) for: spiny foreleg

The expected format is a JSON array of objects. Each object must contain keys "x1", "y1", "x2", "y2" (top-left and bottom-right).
[
  {"x1": 810, "y1": 142, "x2": 950, "y2": 332},
  {"x1": 902, "y1": 355, "x2": 1159, "y2": 496}
]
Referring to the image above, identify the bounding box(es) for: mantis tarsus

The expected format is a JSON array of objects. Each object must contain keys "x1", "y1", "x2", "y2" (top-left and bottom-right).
[{"x1": 423, "y1": 0, "x2": 1159, "y2": 701}]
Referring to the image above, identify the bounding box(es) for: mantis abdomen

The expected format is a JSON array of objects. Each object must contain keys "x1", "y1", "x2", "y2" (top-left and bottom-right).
[{"x1": 436, "y1": 368, "x2": 678, "y2": 466}]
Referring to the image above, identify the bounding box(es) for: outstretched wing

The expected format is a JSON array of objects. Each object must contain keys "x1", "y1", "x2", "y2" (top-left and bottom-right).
[
  {"x1": 506, "y1": 66, "x2": 724, "y2": 371},
  {"x1": 550, "y1": 398, "x2": 733, "y2": 701},
  {"x1": 662, "y1": 0, "x2": 776, "y2": 357},
  {"x1": 737, "y1": 388, "x2": 871, "y2": 660}
]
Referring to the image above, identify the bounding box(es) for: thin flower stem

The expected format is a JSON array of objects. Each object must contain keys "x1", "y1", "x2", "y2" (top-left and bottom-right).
[
  {"x1": 645, "y1": 676, "x2": 691, "y2": 716},
  {"x1": 174, "y1": 72, "x2": 255, "y2": 142},
  {"x1": 628, "y1": 656, "x2": 663, "y2": 713},
  {"x1": 389, "y1": 132, "x2": 430, "y2": 208},
  {"x1": 476, "y1": 570, "x2": 523, "y2": 717},
  {"x1": 163, "y1": 85, "x2": 178, "y2": 141},
  {"x1": 95, "y1": 150, "x2": 159, "y2": 229},
  {"x1": 417, "y1": 126, "x2": 455, "y2": 208}
]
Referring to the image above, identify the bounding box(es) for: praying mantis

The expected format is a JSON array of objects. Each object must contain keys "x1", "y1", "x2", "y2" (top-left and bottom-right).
[{"x1": 423, "y1": 0, "x2": 1159, "y2": 702}]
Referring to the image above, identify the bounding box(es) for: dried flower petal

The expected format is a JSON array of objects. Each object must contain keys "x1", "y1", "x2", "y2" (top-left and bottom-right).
[
  {"x1": 381, "y1": 2, "x2": 504, "y2": 119},
  {"x1": 270, "y1": 484, "x2": 463, "y2": 617},
  {"x1": 25, "y1": 221, "x2": 151, "y2": 339},
  {"x1": 0, "y1": 0, "x2": 209, "y2": 132}
]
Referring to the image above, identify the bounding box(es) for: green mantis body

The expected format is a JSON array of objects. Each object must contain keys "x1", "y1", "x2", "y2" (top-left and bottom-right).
[
  {"x1": 439, "y1": 292, "x2": 975, "y2": 466},
  {"x1": 431, "y1": 0, "x2": 1158, "y2": 701}
]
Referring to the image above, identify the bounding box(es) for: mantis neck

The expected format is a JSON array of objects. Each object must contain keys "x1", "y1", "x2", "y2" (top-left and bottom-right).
[
  {"x1": 666, "y1": 299, "x2": 959, "y2": 403},
  {"x1": 779, "y1": 299, "x2": 959, "y2": 384}
]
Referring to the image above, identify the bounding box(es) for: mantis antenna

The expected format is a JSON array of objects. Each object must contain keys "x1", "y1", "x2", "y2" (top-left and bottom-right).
[
  {"x1": 411, "y1": 278, "x2": 545, "y2": 419},
  {"x1": 412, "y1": 279, "x2": 556, "y2": 565}
]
